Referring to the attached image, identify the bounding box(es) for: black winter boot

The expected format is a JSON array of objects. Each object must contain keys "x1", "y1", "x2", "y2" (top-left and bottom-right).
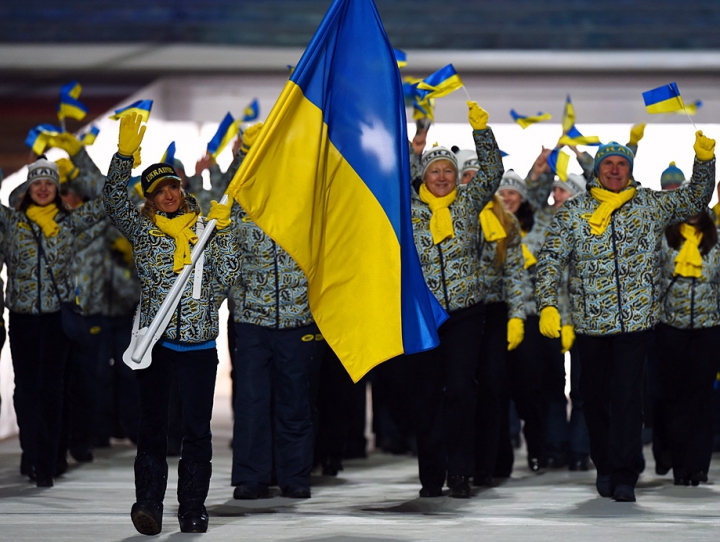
[
  {"x1": 131, "y1": 453, "x2": 168, "y2": 536},
  {"x1": 177, "y1": 460, "x2": 211, "y2": 533}
]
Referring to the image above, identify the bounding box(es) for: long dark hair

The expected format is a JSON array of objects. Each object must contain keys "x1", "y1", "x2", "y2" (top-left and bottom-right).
[
  {"x1": 514, "y1": 200, "x2": 535, "y2": 234},
  {"x1": 19, "y1": 186, "x2": 67, "y2": 214},
  {"x1": 665, "y1": 209, "x2": 718, "y2": 256}
]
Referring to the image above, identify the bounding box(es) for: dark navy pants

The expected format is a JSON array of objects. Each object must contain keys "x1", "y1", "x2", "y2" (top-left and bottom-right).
[{"x1": 231, "y1": 322, "x2": 318, "y2": 492}]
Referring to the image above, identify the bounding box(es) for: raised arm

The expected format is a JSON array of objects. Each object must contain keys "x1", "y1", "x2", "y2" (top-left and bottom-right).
[{"x1": 465, "y1": 101, "x2": 504, "y2": 212}]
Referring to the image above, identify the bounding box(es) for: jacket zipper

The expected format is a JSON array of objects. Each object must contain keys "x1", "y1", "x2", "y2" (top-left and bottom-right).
[
  {"x1": 610, "y1": 216, "x2": 625, "y2": 333},
  {"x1": 273, "y1": 241, "x2": 280, "y2": 329},
  {"x1": 437, "y1": 244, "x2": 450, "y2": 311},
  {"x1": 690, "y1": 277, "x2": 696, "y2": 330}
]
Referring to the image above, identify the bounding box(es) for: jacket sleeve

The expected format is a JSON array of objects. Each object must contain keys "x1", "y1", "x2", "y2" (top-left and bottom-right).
[
  {"x1": 103, "y1": 153, "x2": 142, "y2": 244},
  {"x1": 503, "y1": 227, "x2": 526, "y2": 320},
  {"x1": 525, "y1": 170, "x2": 554, "y2": 211},
  {"x1": 536, "y1": 206, "x2": 574, "y2": 311},
  {"x1": 69, "y1": 196, "x2": 107, "y2": 236},
  {"x1": 654, "y1": 157, "x2": 715, "y2": 226},
  {"x1": 206, "y1": 226, "x2": 242, "y2": 291},
  {"x1": 70, "y1": 147, "x2": 106, "y2": 198},
  {"x1": 465, "y1": 127, "x2": 505, "y2": 214}
]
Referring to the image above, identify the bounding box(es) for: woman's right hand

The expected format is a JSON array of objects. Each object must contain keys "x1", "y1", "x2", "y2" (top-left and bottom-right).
[{"x1": 118, "y1": 112, "x2": 147, "y2": 157}]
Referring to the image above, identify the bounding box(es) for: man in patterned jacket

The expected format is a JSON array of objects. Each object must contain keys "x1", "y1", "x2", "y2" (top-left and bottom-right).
[{"x1": 535, "y1": 132, "x2": 716, "y2": 502}]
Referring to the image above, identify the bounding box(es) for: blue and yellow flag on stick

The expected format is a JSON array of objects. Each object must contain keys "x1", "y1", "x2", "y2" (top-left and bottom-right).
[
  {"x1": 548, "y1": 147, "x2": 570, "y2": 181},
  {"x1": 241, "y1": 99, "x2": 260, "y2": 122},
  {"x1": 415, "y1": 64, "x2": 464, "y2": 101},
  {"x1": 161, "y1": 141, "x2": 176, "y2": 164},
  {"x1": 226, "y1": 0, "x2": 447, "y2": 382},
  {"x1": 562, "y1": 95, "x2": 575, "y2": 134},
  {"x1": 394, "y1": 49, "x2": 407, "y2": 68},
  {"x1": 80, "y1": 125, "x2": 100, "y2": 146},
  {"x1": 58, "y1": 86, "x2": 88, "y2": 122},
  {"x1": 413, "y1": 96, "x2": 435, "y2": 123},
  {"x1": 60, "y1": 81, "x2": 82, "y2": 100},
  {"x1": 643, "y1": 83, "x2": 685, "y2": 114},
  {"x1": 25, "y1": 124, "x2": 62, "y2": 155},
  {"x1": 207, "y1": 113, "x2": 240, "y2": 159},
  {"x1": 510, "y1": 109, "x2": 552, "y2": 129},
  {"x1": 110, "y1": 100, "x2": 153, "y2": 122},
  {"x1": 558, "y1": 125, "x2": 601, "y2": 147},
  {"x1": 676, "y1": 100, "x2": 702, "y2": 116}
]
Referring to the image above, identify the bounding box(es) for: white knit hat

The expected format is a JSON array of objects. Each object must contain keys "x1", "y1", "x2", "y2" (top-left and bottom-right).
[
  {"x1": 552, "y1": 173, "x2": 586, "y2": 198},
  {"x1": 497, "y1": 169, "x2": 526, "y2": 200},
  {"x1": 421, "y1": 146, "x2": 458, "y2": 179},
  {"x1": 26, "y1": 156, "x2": 60, "y2": 187}
]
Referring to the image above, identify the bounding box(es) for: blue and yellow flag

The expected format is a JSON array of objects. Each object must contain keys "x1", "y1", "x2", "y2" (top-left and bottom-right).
[
  {"x1": 25, "y1": 124, "x2": 62, "y2": 155},
  {"x1": 416, "y1": 64, "x2": 463, "y2": 101},
  {"x1": 643, "y1": 83, "x2": 685, "y2": 114},
  {"x1": 413, "y1": 96, "x2": 435, "y2": 123},
  {"x1": 110, "y1": 100, "x2": 153, "y2": 122},
  {"x1": 676, "y1": 100, "x2": 702, "y2": 115},
  {"x1": 58, "y1": 80, "x2": 88, "y2": 122},
  {"x1": 80, "y1": 125, "x2": 100, "y2": 146},
  {"x1": 60, "y1": 81, "x2": 82, "y2": 100},
  {"x1": 394, "y1": 49, "x2": 407, "y2": 68},
  {"x1": 562, "y1": 95, "x2": 575, "y2": 134},
  {"x1": 510, "y1": 109, "x2": 552, "y2": 129},
  {"x1": 207, "y1": 113, "x2": 240, "y2": 159},
  {"x1": 548, "y1": 147, "x2": 570, "y2": 182},
  {"x1": 227, "y1": 0, "x2": 447, "y2": 381},
  {"x1": 241, "y1": 99, "x2": 260, "y2": 122},
  {"x1": 161, "y1": 141, "x2": 176, "y2": 164},
  {"x1": 558, "y1": 125, "x2": 601, "y2": 147}
]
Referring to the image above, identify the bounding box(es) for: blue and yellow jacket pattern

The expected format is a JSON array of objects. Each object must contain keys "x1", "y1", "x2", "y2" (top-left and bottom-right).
[
  {"x1": 411, "y1": 128, "x2": 504, "y2": 312},
  {"x1": 103, "y1": 153, "x2": 241, "y2": 344},
  {"x1": 536, "y1": 157, "x2": 715, "y2": 336}
]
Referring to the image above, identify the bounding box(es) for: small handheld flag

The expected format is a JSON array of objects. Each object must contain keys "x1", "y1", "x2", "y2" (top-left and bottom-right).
[
  {"x1": 548, "y1": 147, "x2": 570, "y2": 181},
  {"x1": 562, "y1": 95, "x2": 575, "y2": 134},
  {"x1": 25, "y1": 124, "x2": 62, "y2": 155},
  {"x1": 80, "y1": 125, "x2": 100, "y2": 146},
  {"x1": 510, "y1": 109, "x2": 552, "y2": 129},
  {"x1": 394, "y1": 49, "x2": 407, "y2": 69},
  {"x1": 58, "y1": 93, "x2": 88, "y2": 122},
  {"x1": 416, "y1": 64, "x2": 464, "y2": 101},
  {"x1": 677, "y1": 100, "x2": 702, "y2": 116},
  {"x1": 110, "y1": 100, "x2": 153, "y2": 122},
  {"x1": 207, "y1": 113, "x2": 240, "y2": 159},
  {"x1": 241, "y1": 99, "x2": 260, "y2": 122},
  {"x1": 161, "y1": 141, "x2": 176, "y2": 164},
  {"x1": 558, "y1": 125, "x2": 601, "y2": 147},
  {"x1": 60, "y1": 81, "x2": 82, "y2": 100},
  {"x1": 642, "y1": 83, "x2": 685, "y2": 114}
]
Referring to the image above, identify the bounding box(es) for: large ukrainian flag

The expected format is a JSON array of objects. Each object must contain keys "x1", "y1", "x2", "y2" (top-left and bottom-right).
[{"x1": 228, "y1": 0, "x2": 446, "y2": 382}]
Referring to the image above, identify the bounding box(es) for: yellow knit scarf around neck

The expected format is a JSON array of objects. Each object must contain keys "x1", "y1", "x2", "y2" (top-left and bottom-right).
[
  {"x1": 479, "y1": 201, "x2": 507, "y2": 242},
  {"x1": 588, "y1": 185, "x2": 636, "y2": 235},
  {"x1": 26, "y1": 203, "x2": 60, "y2": 237},
  {"x1": 419, "y1": 183, "x2": 457, "y2": 245},
  {"x1": 674, "y1": 223, "x2": 703, "y2": 278},
  {"x1": 154, "y1": 212, "x2": 199, "y2": 273}
]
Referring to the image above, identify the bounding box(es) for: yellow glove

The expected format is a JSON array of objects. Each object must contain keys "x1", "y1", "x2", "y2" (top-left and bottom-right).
[
  {"x1": 507, "y1": 318, "x2": 525, "y2": 351},
  {"x1": 628, "y1": 123, "x2": 646, "y2": 146},
  {"x1": 539, "y1": 306, "x2": 561, "y2": 339},
  {"x1": 560, "y1": 324, "x2": 575, "y2": 354},
  {"x1": 133, "y1": 147, "x2": 142, "y2": 169},
  {"x1": 467, "y1": 100, "x2": 488, "y2": 131},
  {"x1": 241, "y1": 122, "x2": 264, "y2": 153},
  {"x1": 694, "y1": 130, "x2": 716, "y2": 161},
  {"x1": 207, "y1": 199, "x2": 232, "y2": 230},
  {"x1": 48, "y1": 132, "x2": 82, "y2": 156},
  {"x1": 118, "y1": 112, "x2": 146, "y2": 157},
  {"x1": 55, "y1": 158, "x2": 79, "y2": 184},
  {"x1": 111, "y1": 236, "x2": 134, "y2": 265}
]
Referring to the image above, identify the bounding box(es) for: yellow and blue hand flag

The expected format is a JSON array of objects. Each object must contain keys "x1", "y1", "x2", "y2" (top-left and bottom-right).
[
  {"x1": 110, "y1": 100, "x2": 153, "y2": 122},
  {"x1": 161, "y1": 141, "x2": 176, "y2": 164},
  {"x1": 207, "y1": 112, "x2": 240, "y2": 159},
  {"x1": 562, "y1": 95, "x2": 575, "y2": 134},
  {"x1": 241, "y1": 99, "x2": 260, "y2": 122},
  {"x1": 415, "y1": 64, "x2": 464, "y2": 101},
  {"x1": 226, "y1": 0, "x2": 447, "y2": 382},
  {"x1": 643, "y1": 82, "x2": 685, "y2": 114},
  {"x1": 548, "y1": 147, "x2": 570, "y2": 181},
  {"x1": 80, "y1": 125, "x2": 100, "y2": 146},
  {"x1": 25, "y1": 124, "x2": 62, "y2": 155},
  {"x1": 394, "y1": 49, "x2": 407, "y2": 69},
  {"x1": 558, "y1": 125, "x2": 601, "y2": 147},
  {"x1": 510, "y1": 109, "x2": 552, "y2": 129}
]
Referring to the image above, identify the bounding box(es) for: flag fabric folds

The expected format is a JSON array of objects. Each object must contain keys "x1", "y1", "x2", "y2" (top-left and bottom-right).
[
  {"x1": 677, "y1": 100, "x2": 702, "y2": 115},
  {"x1": 80, "y1": 125, "x2": 100, "y2": 146},
  {"x1": 110, "y1": 100, "x2": 153, "y2": 122},
  {"x1": 643, "y1": 83, "x2": 685, "y2": 114},
  {"x1": 562, "y1": 95, "x2": 575, "y2": 134},
  {"x1": 394, "y1": 49, "x2": 407, "y2": 68},
  {"x1": 161, "y1": 141, "x2": 176, "y2": 164},
  {"x1": 25, "y1": 124, "x2": 62, "y2": 155},
  {"x1": 510, "y1": 109, "x2": 552, "y2": 129},
  {"x1": 548, "y1": 147, "x2": 570, "y2": 181},
  {"x1": 207, "y1": 113, "x2": 240, "y2": 159},
  {"x1": 58, "y1": 94, "x2": 88, "y2": 121},
  {"x1": 226, "y1": 0, "x2": 447, "y2": 382},
  {"x1": 558, "y1": 125, "x2": 601, "y2": 147},
  {"x1": 242, "y1": 99, "x2": 260, "y2": 122},
  {"x1": 415, "y1": 64, "x2": 464, "y2": 101}
]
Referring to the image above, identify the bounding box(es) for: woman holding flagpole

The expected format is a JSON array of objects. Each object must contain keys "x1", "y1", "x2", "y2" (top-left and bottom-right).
[
  {"x1": 408, "y1": 100, "x2": 504, "y2": 498},
  {"x1": 103, "y1": 112, "x2": 240, "y2": 535}
]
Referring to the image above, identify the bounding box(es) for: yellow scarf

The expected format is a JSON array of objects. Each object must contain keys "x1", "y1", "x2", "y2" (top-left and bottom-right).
[
  {"x1": 419, "y1": 183, "x2": 457, "y2": 245},
  {"x1": 588, "y1": 186, "x2": 636, "y2": 235},
  {"x1": 520, "y1": 230, "x2": 537, "y2": 269},
  {"x1": 674, "y1": 223, "x2": 703, "y2": 278},
  {"x1": 154, "y1": 212, "x2": 199, "y2": 273},
  {"x1": 26, "y1": 203, "x2": 60, "y2": 237},
  {"x1": 479, "y1": 201, "x2": 507, "y2": 242}
]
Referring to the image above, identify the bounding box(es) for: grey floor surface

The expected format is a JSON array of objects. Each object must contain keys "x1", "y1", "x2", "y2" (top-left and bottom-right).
[{"x1": 1, "y1": 399, "x2": 720, "y2": 541}]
